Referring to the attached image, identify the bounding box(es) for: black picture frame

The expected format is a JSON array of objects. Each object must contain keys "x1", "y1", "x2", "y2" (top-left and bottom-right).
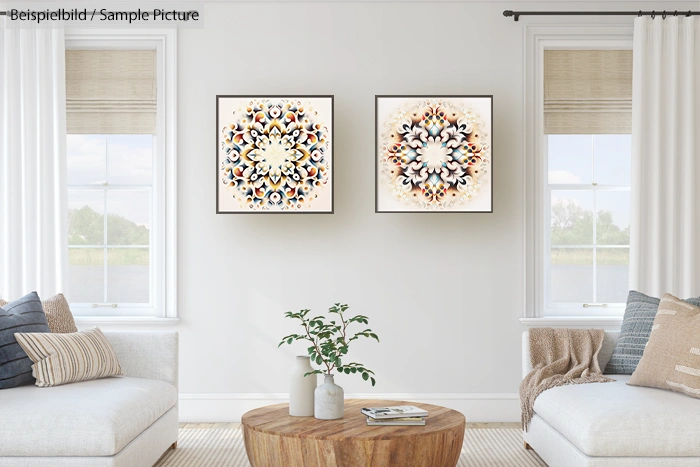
[
  {"x1": 374, "y1": 95, "x2": 494, "y2": 213},
  {"x1": 216, "y1": 95, "x2": 335, "y2": 214}
]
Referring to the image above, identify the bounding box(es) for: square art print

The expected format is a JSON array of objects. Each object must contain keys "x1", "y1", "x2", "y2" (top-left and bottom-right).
[
  {"x1": 216, "y1": 95, "x2": 334, "y2": 213},
  {"x1": 375, "y1": 95, "x2": 493, "y2": 213}
]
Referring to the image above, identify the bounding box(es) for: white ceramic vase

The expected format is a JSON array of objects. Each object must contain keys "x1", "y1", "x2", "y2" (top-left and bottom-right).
[
  {"x1": 314, "y1": 374, "x2": 344, "y2": 420},
  {"x1": 289, "y1": 356, "x2": 317, "y2": 417}
]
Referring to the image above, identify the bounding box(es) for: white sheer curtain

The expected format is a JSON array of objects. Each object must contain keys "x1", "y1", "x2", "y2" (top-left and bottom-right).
[
  {"x1": 630, "y1": 17, "x2": 700, "y2": 297},
  {"x1": 0, "y1": 20, "x2": 68, "y2": 300}
]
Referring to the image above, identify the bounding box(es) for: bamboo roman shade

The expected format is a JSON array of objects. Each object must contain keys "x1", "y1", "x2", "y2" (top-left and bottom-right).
[
  {"x1": 544, "y1": 50, "x2": 632, "y2": 134},
  {"x1": 66, "y1": 50, "x2": 156, "y2": 134}
]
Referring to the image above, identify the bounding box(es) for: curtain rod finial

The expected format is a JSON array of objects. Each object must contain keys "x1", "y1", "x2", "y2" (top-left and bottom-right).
[{"x1": 502, "y1": 10, "x2": 520, "y2": 21}]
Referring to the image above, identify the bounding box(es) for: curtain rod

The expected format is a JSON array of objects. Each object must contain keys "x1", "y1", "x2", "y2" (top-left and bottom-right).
[{"x1": 503, "y1": 10, "x2": 700, "y2": 22}]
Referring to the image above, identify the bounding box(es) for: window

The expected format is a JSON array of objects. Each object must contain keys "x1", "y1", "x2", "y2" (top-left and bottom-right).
[
  {"x1": 542, "y1": 49, "x2": 632, "y2": 315},
  {"x1": 64, "y1": 31, "x2": 176, "y2": 319},
  {"x1": 547, "y1": 134, "x2": 631, "y2": 311},
  {"x1": 524, "y1": 27, "x2": 634, "y2": 320},
  {"x1": 67, "y1": 134, "x2": 154, "y2": 310}
]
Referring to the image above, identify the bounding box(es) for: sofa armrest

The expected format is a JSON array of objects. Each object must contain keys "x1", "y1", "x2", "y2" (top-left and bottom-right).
[{"x1": 103, "y1": 331, "x2": 179, "y2": 390}]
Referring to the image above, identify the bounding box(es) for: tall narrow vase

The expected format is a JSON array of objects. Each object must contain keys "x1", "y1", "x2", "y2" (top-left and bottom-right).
[
  {"x1": 314, "y1": 374, "x2": 344, "y2": 420},
  {"x1": 289, "y1": 356, "x2": 316, "y2": 417}
]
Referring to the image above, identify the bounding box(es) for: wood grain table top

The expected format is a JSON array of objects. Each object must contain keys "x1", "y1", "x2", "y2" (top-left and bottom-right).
[{"x1": 241, "y1": 399, "x2": 466, "y2": 441}]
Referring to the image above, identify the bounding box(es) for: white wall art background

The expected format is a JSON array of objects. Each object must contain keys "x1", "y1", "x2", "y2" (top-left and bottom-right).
[
  {"x1": 376, "y1": 96, "x2": 493, "y2": 213},
  {"x1": 217, "y1": 96, "x2": 334, "y2": 214}
]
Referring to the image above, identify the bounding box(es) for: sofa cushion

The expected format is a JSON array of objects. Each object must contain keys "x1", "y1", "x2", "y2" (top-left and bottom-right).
[
  {"x1": 605, "y1": 290, "x2": 700, "y2": 375},
  {"x1": 16, "y1": 327, "x2": 123, "y2": 387},
  {"x1": 0, "y1": 293, "x2": 78, "y2": 333},
  {"x1": 533, "y1": 374, "x2": 700, "y2": 457},
  {"x1": 629, "y1": 294, "x2": 700, "y2": 399},
  {"x1": 0, "y1": 376, "x2": 177, "y2": 456},
  {"x1": 40, "y1": 293, "x2": 78, "y2": 333},
  {"x1": 0, "y1": 292, "x2": 50, "y2": 389}
]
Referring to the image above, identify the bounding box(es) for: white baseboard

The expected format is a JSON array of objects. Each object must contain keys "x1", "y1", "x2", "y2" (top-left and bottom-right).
[{"x1": 179, "y1": 393, "x2": 520, "y2": 423}]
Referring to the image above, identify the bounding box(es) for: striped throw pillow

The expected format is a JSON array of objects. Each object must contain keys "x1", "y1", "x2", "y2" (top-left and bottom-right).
[
  {"x1": 629, "y1": 294, "x2": 700, "y2": 398},
  {"x1": 0, "y1": 292, "x2": 50, "y2": 389},
  {"x1": 0, "y1": 293, "x2": 77, "y2": 334},
  {"x1": 14, "y1": 327, "x2": 123, "y2": 387}
]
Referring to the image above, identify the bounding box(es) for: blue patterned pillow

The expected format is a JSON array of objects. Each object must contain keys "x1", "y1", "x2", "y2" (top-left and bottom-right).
[
  {"x1": 605, "y1": 291, "x2": 700, "y2": 374},
  {"x1": 0, "y1": 292, "x2": 50, "y2": 389}
]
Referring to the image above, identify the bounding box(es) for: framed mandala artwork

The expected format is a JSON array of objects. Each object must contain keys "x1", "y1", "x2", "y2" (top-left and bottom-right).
[
  {"x1": 216, "y1": 95, "x2": 334, "y2": 213},
  {"x1": 375, "y1": 95, "x2": 493, "y2": 213}
]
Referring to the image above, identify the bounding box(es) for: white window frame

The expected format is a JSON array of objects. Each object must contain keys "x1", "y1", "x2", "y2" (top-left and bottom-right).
[
  {"x1": 65, "y1": 29, "x2": 178, "y2": 324},
  {"x1": 522, "y1": 24, "x2": 632, "y2": 327}
]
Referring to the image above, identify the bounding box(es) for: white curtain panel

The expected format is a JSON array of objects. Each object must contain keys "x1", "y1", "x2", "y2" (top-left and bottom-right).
[
  {"x1": 0, "y1": 20, "x2": 68, "y2": 300},
  {"x1": 630, "y1": 17, "x2": 700, "y2": 297}
]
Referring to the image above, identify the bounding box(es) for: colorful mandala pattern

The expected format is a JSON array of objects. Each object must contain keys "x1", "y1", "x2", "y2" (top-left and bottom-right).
[
  {"x1": 379, "y1": 99, "x2": 490, "y2": 210},
  {"x1": 220, "y1": 99, "x2": 330, "y2": 210}
]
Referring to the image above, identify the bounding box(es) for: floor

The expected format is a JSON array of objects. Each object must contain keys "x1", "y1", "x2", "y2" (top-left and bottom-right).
[
  {"x1": 156, "y1": 422, "x2": 545, "y2": 467},
  {"x1": 179, "y1": 422, "x2": 522, "y2": 429}
]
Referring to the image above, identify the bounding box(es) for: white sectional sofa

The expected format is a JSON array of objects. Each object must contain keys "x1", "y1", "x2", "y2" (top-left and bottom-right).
[
  {"x1": 0, "y1": 331, "x2": 179, "y2": 467},
  {"x1": 523, "y1": 330, "x2": 700, "y2": 467}
]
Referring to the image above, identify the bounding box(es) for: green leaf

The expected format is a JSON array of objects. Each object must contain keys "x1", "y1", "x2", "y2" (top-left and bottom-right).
[
  {"x1": 335, "y1": 357, "x2": 342, "y2": 367},
  {"x1": 316, "y1": 355, "x2": 323, "y2": 365},
  {"x1": 370, "y1": 377, "x2": 376, "y2": 386},
  {"x1": 344, "y1": 367, "x2": 351, "y2": 374},
  {"x1": 287, "y1": 337, "x2": 293, "y2": 345},
  {"x1": 362, "y1": 372, "x2": 369, "y2": 381},
  {"x1": 351, "y1": 368, "x2": 357, "y2": 373}
]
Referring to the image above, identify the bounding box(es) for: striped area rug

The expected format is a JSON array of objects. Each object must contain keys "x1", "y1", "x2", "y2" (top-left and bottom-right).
[{"x1": 156, "y1": 425, "x2": 546, "y2": 467}]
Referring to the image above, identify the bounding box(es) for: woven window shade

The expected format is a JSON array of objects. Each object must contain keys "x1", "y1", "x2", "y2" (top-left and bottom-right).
[
  {"x1": 544, "y1": 50, "x2": 632, "y2": 134},
  {"x1": 66, "y1": 50, "x2": 156, "y2": 134}
]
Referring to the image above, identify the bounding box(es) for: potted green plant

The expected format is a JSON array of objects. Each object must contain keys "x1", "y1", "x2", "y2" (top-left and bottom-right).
[{"x1": 279, "y1": 303, "x2": 380, "y2": 420}]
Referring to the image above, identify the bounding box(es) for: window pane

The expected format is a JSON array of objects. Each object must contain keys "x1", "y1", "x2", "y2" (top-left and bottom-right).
[
  {"x1": 67, "y1": 135, "x2": 106, "y2": 185},
  {"x1": 596, "y1": 191, "x2": 630, "y2": 245},
  {"x1": 551, "y1": 191, "x2": 594, "y2": 245},
  {"x1": 594, "y1": 135, "x2": 631, "y2": 186},
  {"x1": 551, "y1": 248, "x2": 593, "y2": 303},
  {"x1": 106, "y1": 191, "x2": 150, "y2": 245},
  {"x1": 106, "y1": 248, "x2": 149, "y2": 304},
  {"x1": 68, "y1": 248, "x2": 104, "y2": 303},
  {"x1": 68, "y1": 191, "x2": 104, "y2": 245},
  {"x1": 597, "y1": 248, "x2": 630, "y2": 303},
  {"x1": 548, "y1": 135, "x2": 592, "y2": 184},
  {"x1": 107, "y1": 135, "x2": 153, "y2": 185}
]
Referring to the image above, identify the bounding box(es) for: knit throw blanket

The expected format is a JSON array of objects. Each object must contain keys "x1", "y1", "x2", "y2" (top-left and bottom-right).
[{"x1": 520, "y1": 328, "x2": 615, "y2": 431}]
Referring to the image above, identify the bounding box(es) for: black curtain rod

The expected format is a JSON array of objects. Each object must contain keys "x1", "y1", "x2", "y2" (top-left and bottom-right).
[{"x1": 504, "y1": 10, "x2": 700, "y2": 22}]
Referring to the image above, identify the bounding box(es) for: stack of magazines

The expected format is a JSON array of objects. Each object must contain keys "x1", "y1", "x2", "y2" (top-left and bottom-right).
[{"x1": 361, "y1": 405, "x2": 428, "y2": 426}]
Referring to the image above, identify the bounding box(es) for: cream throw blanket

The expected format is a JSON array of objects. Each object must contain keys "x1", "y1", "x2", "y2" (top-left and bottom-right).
[{"x1": 520, "y1": 328, "x2": 614, "y2": 431}]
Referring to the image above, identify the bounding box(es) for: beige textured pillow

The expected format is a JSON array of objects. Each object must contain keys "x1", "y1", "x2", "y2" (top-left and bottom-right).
[
  {"x1": 0, "y1": 293, "x2": 77, "y2": 333},
  {"x1": 41, "y1": 294, "x2": 78, "y2": 333},
  {"x1": 14, "y1": 327, "x2": 123, "y2": 387},
  {"x1": 629, "y1": 293, "x2": 700, "y2": 398}
]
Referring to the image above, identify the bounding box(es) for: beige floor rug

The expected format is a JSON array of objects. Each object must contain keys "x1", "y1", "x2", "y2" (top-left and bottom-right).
[{"x1": 155, "y1": 425, "x2": 546, "y2": 467}]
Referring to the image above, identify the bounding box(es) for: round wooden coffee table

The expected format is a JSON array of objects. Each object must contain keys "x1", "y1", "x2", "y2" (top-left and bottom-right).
[{"x1": 241, "y1": 399, "x2": 465, "y2": 467}]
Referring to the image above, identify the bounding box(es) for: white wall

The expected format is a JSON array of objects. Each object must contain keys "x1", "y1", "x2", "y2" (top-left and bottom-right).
[{"x1": 106, "y1": 0, "x2": 697, "y2": 422}]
